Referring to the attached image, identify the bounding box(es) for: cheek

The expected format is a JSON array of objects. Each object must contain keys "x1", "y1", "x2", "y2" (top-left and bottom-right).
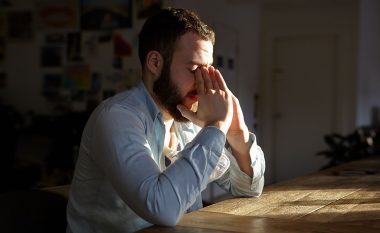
[
  {"x1": 182, "y1": 74, "x2": 196, "y2": 92},
  {"x1": 174, "y1": 73, "x2": 195, "y2": 96}
]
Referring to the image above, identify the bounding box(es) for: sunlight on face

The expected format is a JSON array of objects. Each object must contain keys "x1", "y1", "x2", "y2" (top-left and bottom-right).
[{"x1": 154, "y1": 32, "x2": 213, "y2": 121}]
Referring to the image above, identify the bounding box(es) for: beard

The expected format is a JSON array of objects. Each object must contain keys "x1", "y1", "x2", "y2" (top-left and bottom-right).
[{"x1": 153, "y1": 62, "x2": 190, "y2": 122}]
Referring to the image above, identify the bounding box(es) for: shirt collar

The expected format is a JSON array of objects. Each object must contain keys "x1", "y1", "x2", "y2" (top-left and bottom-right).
[{"x1": 137, "y1": 82, "x2": 163, "y2": 123}]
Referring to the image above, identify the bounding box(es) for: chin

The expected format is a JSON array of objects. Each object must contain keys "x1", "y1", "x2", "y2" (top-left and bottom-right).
[{"x1": 183, "y1": 99, "x2": 198, "y2": 111}]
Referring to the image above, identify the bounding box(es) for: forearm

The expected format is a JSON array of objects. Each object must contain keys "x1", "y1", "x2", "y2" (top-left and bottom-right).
[
  {"x1": 101, "y1": 126, "x2": 226, "y2": 226},
  {"x1": 227, "y1": 128, "x2": 253, "y2": 177},
  {"x1": 217, "y1": 133, "x2": 265, "y2": 197}
]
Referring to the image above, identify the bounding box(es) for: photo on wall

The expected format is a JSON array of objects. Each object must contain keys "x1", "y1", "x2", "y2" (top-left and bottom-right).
[
  {"x1": 45, "y1": 33, "x2": 65, "y2": 44},
  {"x1": 67, "y1": 32, "x2": 82, "y2": 61},
  {"x1": 42, "y1": 74, "x2": 63, "y2": 98},
  {"x1": 66, "y1": 64, "x2": 91, "y2": 92},
  {"x1": 0, "y1": 37, "x2": 5, "y2": 66},
  {"x1": 7, "y1": 11, "x2": 34, "y2": 40},
  {"x1": 41, "y1": 46, "x2": 62, "y2": 67},
  {"x1": 113, "y1": 32, "x2": 132, "y2": 58},
  {"x1": 0, "y1": 11, "x2": 6, "y2": 37},
  {"x1": 35, "y1": 0, "x2": 79, "y2": 30},
  {"x1": 0, "y1": 72, "x2": 6, "y2": 89},
  {"x1": 0, "y1": 1, "x2": 11, "y2": 7},
  {"x1": 80, "y1": 0, "x2": 132, "y2": 30},
  {"x1": 136, "y1": 0, "x2": 163, "y2": 19}
]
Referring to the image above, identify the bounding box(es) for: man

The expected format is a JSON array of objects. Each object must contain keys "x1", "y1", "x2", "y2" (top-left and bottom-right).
[{"x1": 66, "y1": 7, "x2": 265, "y2": 233}]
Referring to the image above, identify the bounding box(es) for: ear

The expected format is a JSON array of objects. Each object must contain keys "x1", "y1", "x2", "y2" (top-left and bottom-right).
[{"x1": 146, "y1": 51, "x2": 163, "y2": 80}]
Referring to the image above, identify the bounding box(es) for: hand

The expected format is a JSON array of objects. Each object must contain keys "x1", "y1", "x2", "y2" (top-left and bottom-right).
[
  {"x1": 226, "y1": 94, "x2": 253, "y2": 177},
  {"x1": 177, "y1": 66, "x2": 233, "y2": 135},
  {"x1": 227, "y1": 94, "x2": 250, "y2": 147}
]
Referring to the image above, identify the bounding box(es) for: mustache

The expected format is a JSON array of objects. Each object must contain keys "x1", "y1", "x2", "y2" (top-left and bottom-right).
[{"x1": 187, "y1": 90, "x2": 197, "y2": 96}]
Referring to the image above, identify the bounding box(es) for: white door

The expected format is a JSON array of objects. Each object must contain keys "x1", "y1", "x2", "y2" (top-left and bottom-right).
[{"x1": 272, "y1": 36, "x2": 336, "y2": 182}]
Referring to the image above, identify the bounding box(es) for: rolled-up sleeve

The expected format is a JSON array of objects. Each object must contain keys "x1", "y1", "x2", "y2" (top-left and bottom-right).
[{"x1": 216, "y1": 133, "x2": 265, "y2": 197}]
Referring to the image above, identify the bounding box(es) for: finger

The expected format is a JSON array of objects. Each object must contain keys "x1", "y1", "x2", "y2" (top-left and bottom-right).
[
  {"x1": 232, "y1": 94, "x2": 244, "y2": 117},
  {"x1": 195, "y1": 68, "x2": 205, "y2": 95},
  {"x1": 214, "y1": 69, "x2": 229, "y2": 92},
  {"x1": 177, "y1": 105, "x2": 196, "y2": 121},
  {"x1": 201, "y1": 66, "x2": 213, "y2": 91},
  {"x1": 209, "y1": 66, "x2": 220, "y2": 90},
  {"x1": 208, "y1": 66, "x2": 215, "y2": 77},
  {"x1": 212, "y1": 75, "x2": 220, "y2": 90}
]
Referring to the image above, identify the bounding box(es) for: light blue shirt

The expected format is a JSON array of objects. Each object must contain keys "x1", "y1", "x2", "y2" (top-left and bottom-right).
[{"x1": 66, "y1": 82, "x2": 265, "y2": 233}]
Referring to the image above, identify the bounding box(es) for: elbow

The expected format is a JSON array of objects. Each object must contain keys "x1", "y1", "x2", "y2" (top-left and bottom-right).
[
  {"x1": 142, "y1": 194, "x2": 183, "y2": 227},
  {"x1": 232, "y1": 176, "x2": 265, "y2": 198},
  {"x1": 136, "y1": 177, "x2": 185, "y2": 227},
  {"x1": 249, "y1": 176, "x2": 265, "y2": 197},
  {"x1": 156, "y1": 217, "x2": 180, "y2": 227},
  {"x1": 237, "y1": 188, "x2": 263, "y2": 198},
  {"x1": 249, "y1": 189, "x2": 263, "y2": 198},
  {"x1": 134, "y1": 201, "x2": 182, "y2": 227},
  {"x1": 149, "y1": 210, "x2": 182, "y2": 227}
]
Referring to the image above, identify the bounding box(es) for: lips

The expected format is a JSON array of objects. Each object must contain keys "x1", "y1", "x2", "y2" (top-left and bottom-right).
[
  {"x1": 187, "y1": 95, "x2": 198, "y2": 101},
  {"x1": 186, "y1": 90, "x2": 198, "y2": 101}
]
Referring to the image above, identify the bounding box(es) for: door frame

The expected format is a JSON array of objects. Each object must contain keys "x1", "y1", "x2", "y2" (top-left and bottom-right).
[
  {"x1": 258, "y1": 1, "x2": 358, "y2": 184},
  {"x1": 272, "y1": 34, "x2": 338, "y2": 182}
]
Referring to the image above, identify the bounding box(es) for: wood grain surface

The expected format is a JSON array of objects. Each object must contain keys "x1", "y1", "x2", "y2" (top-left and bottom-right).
[{"x1": 139, "y1": 157, "x2": 380, "y2": 232}]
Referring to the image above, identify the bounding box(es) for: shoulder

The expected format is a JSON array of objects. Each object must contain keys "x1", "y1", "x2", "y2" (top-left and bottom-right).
[{"x1": 88, "y1": 87, "x2": 150, "y2": 130}]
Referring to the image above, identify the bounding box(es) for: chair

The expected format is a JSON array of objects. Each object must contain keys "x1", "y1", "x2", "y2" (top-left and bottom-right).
[{"x1": 0, "y1": 189, "x2": 68, "y2": 233}]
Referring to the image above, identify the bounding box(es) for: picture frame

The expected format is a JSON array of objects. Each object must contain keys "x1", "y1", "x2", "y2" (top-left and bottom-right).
[
  {"x1": 7, "y1": 11, "x2": 34, "y2": 41},
  {"x1": 35, "y1": 0, "x2": 79, "y2": 30},
  {"x1": 80, "y1": 0, "x2": 132, "y2": 30},
  {"x1": 136, "y1": 0, "x2": 162, "y2": 19}
]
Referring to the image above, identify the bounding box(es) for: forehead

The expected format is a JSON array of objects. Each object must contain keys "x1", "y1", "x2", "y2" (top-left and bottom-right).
[{"x1": 173, "y1": 32, "x2": 213, "y2": 65}]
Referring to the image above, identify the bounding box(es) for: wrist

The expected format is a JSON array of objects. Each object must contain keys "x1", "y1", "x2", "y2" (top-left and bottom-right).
[
  {"x1": 206, "y1": 121, "x2": 228, "y2": 135},
  {"x1": 227, "y1": 128, "x2": 250, "y2": 143},
  {"x1": 227, "y1": 129, "x2": 251, "y2": 152}
]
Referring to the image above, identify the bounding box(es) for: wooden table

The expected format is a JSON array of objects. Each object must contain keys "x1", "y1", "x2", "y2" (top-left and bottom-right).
[{"x1": 139, "y1": 157, "x2": 380, "y2": 232}]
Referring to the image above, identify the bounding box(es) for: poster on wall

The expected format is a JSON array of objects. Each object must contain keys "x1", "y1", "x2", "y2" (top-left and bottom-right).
[
  {"x1": 91, "y1": 72, "x2": 101, "y2": 93},
  {"x1": 0, "y1": 11, "x2": 6, "y2": 37},
  {"x1": 0, "y1": 37, "x2": 5, "y2": 66},
  {"x1": 35, "y1": 0, "x2": 79, "y2": 30},
  {"x1": 0, "y1": 1, "x2": 12, "y2": 7},
  {"x1": 66, "y1": 64, "x2": 91, "y2": 91},
  {"x1": 0, "y1": 72, "x2": 6, "y2": 89},
  {"x1": 7, "y1": 11, "x2": 34, "y2": 41},
  {"x1": 41, "y1": 46, "x2": 62, "y2": 67},
  {"x1": 82, "y1": 32, "x2": 98, "y2": 58},
  {"x1": 113, "y1": 32, "x2": 132, "y2": 58},
  {"x1": 136, "y1": 0, "x2": 163, "y2": 19},
  {"x1": 45, "y1": 33, "x2": 65, "y2": 44},
  {"x1": 67, "y1": 32, "x2": 82, "y2": 61},
  {"x1": 81, "y1": 0, "x2": 132, "y2": 30},
  {"x1": 42, "y1": 74, "x2": 63, "y2": 98}
]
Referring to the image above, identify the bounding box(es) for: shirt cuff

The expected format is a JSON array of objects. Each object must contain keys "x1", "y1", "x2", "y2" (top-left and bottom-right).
[{"x1": 230, "y1": 133, "x2": 265, "y2": 191}]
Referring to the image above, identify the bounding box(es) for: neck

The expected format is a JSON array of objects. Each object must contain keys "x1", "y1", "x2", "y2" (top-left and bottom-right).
[
  {"x1": 163, "y1": 116, "x2": 174, "y2": 149},
  {"x1": 163, "y1": 115, "x2": 174, "y2": 130}
]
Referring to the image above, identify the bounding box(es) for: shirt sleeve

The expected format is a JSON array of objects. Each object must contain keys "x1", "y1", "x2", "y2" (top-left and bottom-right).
[
  {"x1": 215, "y1": 133, "x2": 265, "y2": 197},
  {"x1": 90, "y1": 108, "x2": 226, "y2": 227}
]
